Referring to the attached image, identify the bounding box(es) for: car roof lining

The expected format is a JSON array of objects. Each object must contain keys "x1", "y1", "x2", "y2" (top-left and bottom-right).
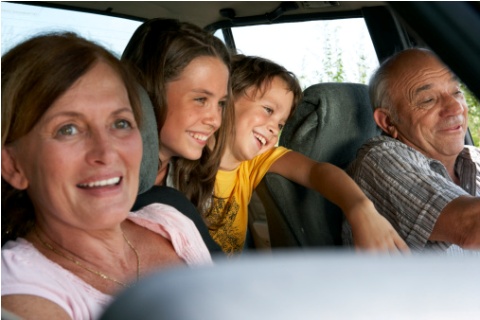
[{"x1": 13, "y1": 1, "x2": 385, "y2": 28}]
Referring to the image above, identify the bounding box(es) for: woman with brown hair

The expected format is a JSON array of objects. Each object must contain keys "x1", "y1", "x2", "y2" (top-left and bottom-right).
[{"x1": 1, "y1": 32, "x2": 211, "y2": 319}]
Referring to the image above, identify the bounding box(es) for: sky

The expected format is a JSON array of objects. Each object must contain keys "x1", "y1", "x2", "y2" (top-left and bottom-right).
[{"x1": 1, "y1": 2, "x2": 142, "y2": 57}]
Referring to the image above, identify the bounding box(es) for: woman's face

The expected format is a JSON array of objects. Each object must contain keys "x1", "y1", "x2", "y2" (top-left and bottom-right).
[
  {"x1": 3, "y1": 61, "x2": 143, "y2": 231},
  {"x1": 160, "y1": 56, "x2": 229, "y2": 163}
]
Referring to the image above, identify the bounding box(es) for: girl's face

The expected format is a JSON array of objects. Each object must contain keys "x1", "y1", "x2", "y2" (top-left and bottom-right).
[
  {"x1": 226, "y1": 76, "x2": 293, "y2": 168},
  {"x1": 160, "y1": 56, "x2": 229, "y2": 163},
  {"x1": 2, "y1": 62, "x2": 142, "y2": 232}
]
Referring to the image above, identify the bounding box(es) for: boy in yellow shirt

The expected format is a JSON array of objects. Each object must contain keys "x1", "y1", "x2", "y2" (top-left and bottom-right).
[{"x1": 208, "y1": 55, "x2": 408, "y2": 255}]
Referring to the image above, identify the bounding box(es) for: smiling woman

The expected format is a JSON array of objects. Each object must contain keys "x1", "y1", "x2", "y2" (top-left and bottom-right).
[{"x1": 1, "y1": 32, "x2": 212, "y2": 320}]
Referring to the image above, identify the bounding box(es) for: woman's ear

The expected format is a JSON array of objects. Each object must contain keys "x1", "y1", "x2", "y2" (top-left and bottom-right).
[
  {"x1": 1, "y1": 147, "x2": 29, "y2": 190},
  {"x1": 373, "y1": 108, "x2": 398, "y2": 139}
]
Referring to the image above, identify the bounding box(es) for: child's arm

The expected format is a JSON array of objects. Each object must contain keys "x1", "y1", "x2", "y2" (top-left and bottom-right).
[{"x1": 269, "y1": 151, "x2": 409, "y2": 252}]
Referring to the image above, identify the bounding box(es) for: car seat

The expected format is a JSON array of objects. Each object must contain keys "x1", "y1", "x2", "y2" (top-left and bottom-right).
[
  {"x1": 137, "y1": 85, "x2": 160, "y2": 194},
  {"x1": 249, "y1": 82, "x2": 382, "y2": 248}
]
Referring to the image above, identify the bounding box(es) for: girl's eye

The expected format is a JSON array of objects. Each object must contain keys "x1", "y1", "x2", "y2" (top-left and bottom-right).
[
  {"x1": 263, "y1": 106, "x2": 273, "y2": 114},
  {"x1": 56, "y1": 124, "x2": 78, "y2": 137},
  {"x1": 113, "y1": 119, "x2": 133, "y2": 130},
  {"x1": 195, "y1": 97, "x2": 207, "y2": 104},
  {"x1": 278, "y1": 124, "x2": 285, "y2": 131},
  {"x1": 219, "y1": 100, "x2": 227, "y2": 108}
]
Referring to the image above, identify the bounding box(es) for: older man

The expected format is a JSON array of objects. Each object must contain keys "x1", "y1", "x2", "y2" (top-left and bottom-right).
[{"x1": 344, "y1": 48, "x2": 480, "y2": 254}]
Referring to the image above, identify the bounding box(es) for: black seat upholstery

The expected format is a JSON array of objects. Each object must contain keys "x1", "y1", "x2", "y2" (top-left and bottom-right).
[{"x1": 251, "y1": 82, "x2": 381, "y2": 248}]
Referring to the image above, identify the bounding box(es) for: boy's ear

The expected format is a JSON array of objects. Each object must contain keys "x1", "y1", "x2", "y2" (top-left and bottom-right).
[
  {"x1": 1, "y1": 147, "x2": 29, "y2": 190},
  {"x1": 373, "y1": 108, "x2": 398, "y2": 138}
]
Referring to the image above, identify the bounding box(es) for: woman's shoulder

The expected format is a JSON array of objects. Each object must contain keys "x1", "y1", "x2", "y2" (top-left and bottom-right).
[
  {"x1": 2, "y1": 238, "x2": 115, "y2": 319},
  {"x1": 128, "y1": 203, "x2": 206, "y2": 243},
  {"x1": 129, "y1": 203, "x2": 192, "y2": 227},
  {"x1": 2, "y1": 237, "x2": 41, "y2": 264},
  {"x1": 128, "y1": 204, "x2": 213, "y2": 265}
]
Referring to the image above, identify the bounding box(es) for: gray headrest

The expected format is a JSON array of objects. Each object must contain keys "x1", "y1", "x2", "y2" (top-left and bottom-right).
[
  {"x1": 280, "y1": 82, "x2": 381, "y2": 168},
  {"x1": 137, "y1": 85, "x2": 159, "y2": 194}
]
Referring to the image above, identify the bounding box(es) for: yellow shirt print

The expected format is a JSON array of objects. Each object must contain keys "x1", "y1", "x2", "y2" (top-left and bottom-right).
[{"x1": 208, "y1": 147, "x2": 291, "y2": 255}]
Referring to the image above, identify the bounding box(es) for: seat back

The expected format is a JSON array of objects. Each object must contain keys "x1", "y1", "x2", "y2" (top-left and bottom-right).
[
  {"x1": 137, "y1": 85, "x2": 159, "y2": 194},
  {"x1": 252, "y1": 82, "x2": 381, "y2": 248}
]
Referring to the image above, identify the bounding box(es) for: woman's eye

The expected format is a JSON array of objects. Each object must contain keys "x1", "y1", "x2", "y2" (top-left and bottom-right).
[
  {"x1": 218, "y1": 100, "x2": 227, "y2": 108},
  {"x1": 278, "y1": 124, "x2": 285, "y2": 131},
  {"x1": 56, "y1": 124, "x2": 78, "y2": 137},
  {"x1": 114, "y1": 119, "x2": 132, "y2": 130}
]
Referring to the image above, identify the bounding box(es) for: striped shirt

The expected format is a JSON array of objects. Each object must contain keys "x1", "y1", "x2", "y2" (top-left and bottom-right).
[{"x1": 343, "y1": 135, "x2": 479, "y2": 254}]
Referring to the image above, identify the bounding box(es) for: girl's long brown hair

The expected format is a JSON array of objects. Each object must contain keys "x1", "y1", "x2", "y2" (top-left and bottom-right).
[{"x1": 122, "y1": 18, "x2": 235, "y2": 216}]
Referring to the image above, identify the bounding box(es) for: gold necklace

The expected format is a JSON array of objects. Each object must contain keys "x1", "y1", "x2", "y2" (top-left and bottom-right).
[{"x1": 35, "y1": 226, "x2": 140, "y2": 288}]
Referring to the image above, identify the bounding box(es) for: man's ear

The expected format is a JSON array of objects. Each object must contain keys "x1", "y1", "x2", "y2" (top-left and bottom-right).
[
  {"x1": 373, "y1": 108, "x2": 398, "y2": 138},
  {"x1": 1, "y1": 147, "x2": 29, "y2": 190}
]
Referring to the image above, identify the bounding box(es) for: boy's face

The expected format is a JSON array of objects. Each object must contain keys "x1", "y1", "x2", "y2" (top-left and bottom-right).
[{"x1": 230, "y1": 76, "x2": 293, "y2": 163}]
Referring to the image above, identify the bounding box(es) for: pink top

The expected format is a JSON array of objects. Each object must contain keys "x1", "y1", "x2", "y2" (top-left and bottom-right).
[{"x1": 1, "y1": 203, "x2": 213, "y2": 320}]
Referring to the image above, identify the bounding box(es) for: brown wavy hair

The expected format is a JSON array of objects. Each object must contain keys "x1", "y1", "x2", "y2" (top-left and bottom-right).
[
  {"x1": 122, "y1": 18, "x2": 234, "y2": 215},
  {"x1": 1, "y1": 32, "x2": 142, "y2": 246},
  {"x1": 230, "y1": 54, "x2": 303, "y2": 120}
]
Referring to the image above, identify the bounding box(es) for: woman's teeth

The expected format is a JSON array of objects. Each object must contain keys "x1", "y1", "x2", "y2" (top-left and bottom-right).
[{"x1": 78, "y1": 177, "x2": 120, "y2": 188}]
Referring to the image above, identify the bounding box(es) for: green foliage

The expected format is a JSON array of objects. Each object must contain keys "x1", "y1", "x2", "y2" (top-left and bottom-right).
[
  {"x1": 319, "y1": 41, "x2": 479, "y2": 146},
  {"x1": 463, "y1": 84, "x2": 480, "y2": 146}
]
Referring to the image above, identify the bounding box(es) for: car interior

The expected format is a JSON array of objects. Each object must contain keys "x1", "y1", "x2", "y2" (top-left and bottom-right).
[{"x1": 2, "y1": 1, "x2": 480, "y2": 319}]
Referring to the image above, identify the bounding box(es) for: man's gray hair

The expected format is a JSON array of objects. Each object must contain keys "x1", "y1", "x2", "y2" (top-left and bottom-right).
[
  {"x1": 368, "y1": 56, "x2": 399, "y2": 123},
  {"x1": 369, "y1": 48, "x2": 434, "y2": 124}
]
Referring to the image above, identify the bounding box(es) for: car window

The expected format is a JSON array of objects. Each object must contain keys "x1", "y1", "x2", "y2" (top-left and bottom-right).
[
  {"x1": 216, "y1": 18, "x2": 379, "y2": 89},
  {"x1": 216, "y1": 19, "x2": 479, "y2": 146},
  {"x1": 1, "y1": 2, "x2": 142, "y2": 57}
]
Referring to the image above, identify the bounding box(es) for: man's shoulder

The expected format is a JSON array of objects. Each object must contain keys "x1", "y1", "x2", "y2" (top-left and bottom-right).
[
  {"x1": 348, "y1": 135, "x2": 433, "y2": 177},
  {"x1": 354, "y1": 135, "x2": 419, "y2": 163}
]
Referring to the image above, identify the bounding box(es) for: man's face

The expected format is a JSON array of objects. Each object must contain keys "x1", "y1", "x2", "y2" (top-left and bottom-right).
[{"x1": 388, "y1": 51, "x2": 468, "y2": 163}]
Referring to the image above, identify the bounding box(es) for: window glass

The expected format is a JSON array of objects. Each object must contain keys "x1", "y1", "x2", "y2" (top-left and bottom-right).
[
  {"x1": 1, "y1": 2, "x2": 142, "y2": 57},
  {"x1": 221, "y1": 19, "x2": 379, "y2": 89}
]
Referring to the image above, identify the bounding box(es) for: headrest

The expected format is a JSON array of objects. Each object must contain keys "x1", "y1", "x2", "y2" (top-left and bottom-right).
[
  {"x1": 137, "y1": 85, "x2": 159, "y2": 194},
  {"x1": 280, "y1": 82, "x2": 381, "y2": 168}
]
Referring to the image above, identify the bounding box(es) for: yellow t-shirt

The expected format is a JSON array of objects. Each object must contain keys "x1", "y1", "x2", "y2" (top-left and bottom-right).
[{"x1": 208, "y1": 147, "x2": 291, "y2": 255}]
